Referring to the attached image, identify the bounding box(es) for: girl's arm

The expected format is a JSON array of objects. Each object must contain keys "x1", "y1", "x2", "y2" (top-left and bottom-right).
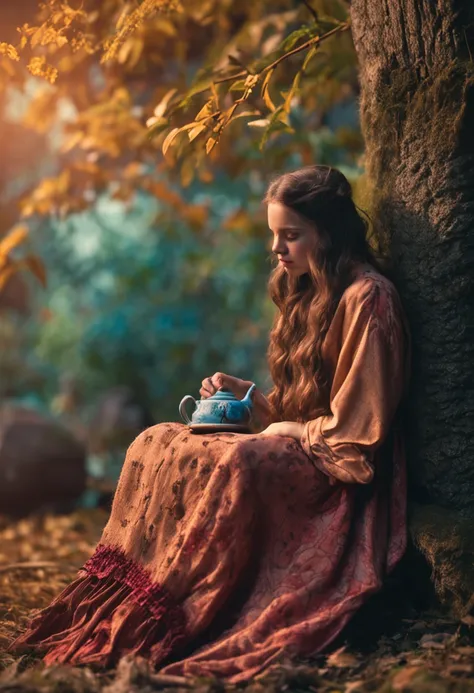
[
  {"x1": 300, "y1": 282, "x2": 409, "y2": 484},
  {"x1": 259, "y1": 421, "x2": 305, "y2": 439}
]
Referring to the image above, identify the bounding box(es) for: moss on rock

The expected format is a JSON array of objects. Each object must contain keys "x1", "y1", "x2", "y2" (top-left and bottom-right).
[{"x1": 409, "y1": 503, "x2": 474, "y2": 616}]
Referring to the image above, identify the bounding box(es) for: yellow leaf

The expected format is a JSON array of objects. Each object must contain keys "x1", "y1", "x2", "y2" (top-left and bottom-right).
[
  {"x1": 116, "y1": 5, "x2": 130, "y2": 31},
  {"x1": 30, "y1": 26, "x2": 68, "y2": 49},
  {"x1": 24, "y1": 254, "x2": 47, "y2": 287},
  {"x1": 248, "y1": 119, "x2": 270, "y2": 127},
  {"x1": 205, "y1": 137, "x2": 217, "y2": 154},
  {"x1": 233, "y1": 110, "x2": 260, "y2": 119},
  {"x1": 162, "y1": 122, "x2": 201, "y2": 156},
  {"x1": 61, "y1": 130, "x2": 83, "y2": 153},
  {"x1": 20, "y1": 203, "x2": 35, "y2": 218},
  {"x1": 180, "y1": 160, "x2": 195, "y2": 188},
  {"x1": 101, "y1": 0, "x2": 180, "y2": 63},
  {"x1": 244, "y1": 74, "x2": 259, "y2": 89},
  {"x1": 0, "y1": 264, "x2": 16, "y2": 292},
  {"x1": 199, "y1": 168, "x2": 214, "y2": 183},
  {"x1": 0, "y1": 43, "x2": 20, "y2": 61},
  {"x1": 225, "y1": 110, "x2": 260, "y2": 126},
  {"x1": 195, "y1": 101, "x2": 214, "y2": 121},
  {"x1": 223, "y1": 209, "x2": 250, "y2": 231},
  {"x1": 229, "y1": 79, "x2": 247, "y2": 92},
  {"x1": 302, "y1": 44, "x2": 318, "y2": 71},
  {"x1": 0, "y1": 56, "x2": 16, "y2": 77},
  {"x1": 155, "y1": 18, "x2": 177, "y2": 37},
  {"x1": 153, "y1": 87, "x2": 178, "y2": 119},
  {"x1": 27, "y1": 56, "x2": 58, "y2": 84},
  {"x1": 22, "y1": 88, "x2": 58, "y2": 134},
  {"x1": 261, "y1": 68, "x2": 276, "y2": 112},
  {"x1": 284, "y1": 71, "x2": 302, "y2": 113},
  {"x1": 0, "y1": 226, "x2": 29, "y2": 263},
  {"x1": 188, "y1": 122, "x2": 207, "y2": 142},
  {"x1": 128, "y1": 38, "x2": 145, "y2": 66},
  {"x1": 184, "y1": 203, "x2": 208, "y2": 228},
  {"x1": 162, "y1": 127, "x2": 180, "y2": 156},
  {"x1": 123, "y1": 162, "x2": 145, "y2": 179},
  {"x1": 145, "y1": 181, "x2": 182, "y2": 208},
  {"x1": 210, "y1": 82, "x2": 218, "y2": 106},
  {"x1": 117, "y1": 38, "x2": 135, "y2": 65},
  {"x1": 113, "y1": 86, "x2": 130, "y2": 105},
  {"x1": 146, "y1": 115, "x2": 166, "y2": 129}
]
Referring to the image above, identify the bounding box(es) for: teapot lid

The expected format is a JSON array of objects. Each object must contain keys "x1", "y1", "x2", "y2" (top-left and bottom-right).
[{"x1": 207, "y1": 388, "x2": 239, "y2": 402}]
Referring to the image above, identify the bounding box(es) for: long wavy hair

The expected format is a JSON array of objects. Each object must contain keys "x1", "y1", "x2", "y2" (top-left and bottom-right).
[{"x1": 265, "y1": 165, "x2": 387, "y2": 423}]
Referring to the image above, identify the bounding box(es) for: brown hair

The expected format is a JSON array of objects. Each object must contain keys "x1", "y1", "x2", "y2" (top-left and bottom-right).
[{"x1": 264, "y1": 165, "x2": 386, "y2": 423}]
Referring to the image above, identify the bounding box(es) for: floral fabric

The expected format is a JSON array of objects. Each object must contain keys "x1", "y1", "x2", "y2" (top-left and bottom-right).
[{"x1": 9, "y1": 267, "x2": 411, "y2": 683}]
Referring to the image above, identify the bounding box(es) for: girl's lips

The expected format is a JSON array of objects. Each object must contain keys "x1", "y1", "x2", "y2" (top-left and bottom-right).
[{"x1": 279, "y1": 259, "x2": 293, "y2": 264}]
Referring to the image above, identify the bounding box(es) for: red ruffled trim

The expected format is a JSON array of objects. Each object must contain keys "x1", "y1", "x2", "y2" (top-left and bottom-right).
[
  {"x1": 81, "y1": 543, "x2": 187, "y2": 654},
  {"x1": 10, "y1": 543, "x2": 188, "y2": 668}
]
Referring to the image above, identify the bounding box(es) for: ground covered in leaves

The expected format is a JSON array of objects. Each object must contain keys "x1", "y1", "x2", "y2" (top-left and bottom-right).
[{"x1": 0, "y1": 509, "x2": 474, "y2": 692}]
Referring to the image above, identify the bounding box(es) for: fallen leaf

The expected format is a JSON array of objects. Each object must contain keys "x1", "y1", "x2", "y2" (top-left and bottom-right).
[
  {"x1": 391, "y1": 666, "x2": 425, "y2": 691},
  {"x1": 345, "y1": 680, "x2": 365, "y2": 692},
  {"x1": 378, "y1": 655, "x2": 404, "y2": 669},
  {"x1": 420, "y1": 640, "x2": 447, "y2": 649},
  {"x1": 327, "y1": 646, "x2": 359, "y2": 668},
  {"x1": 446, "y1": 663, "x2": 473, "y2": 675},
  {"x1": 0, "y1": 656, "x2": 28, "y2": 682},
  {"x1": 458, "y1": 646, "x2": 474, "y2": 655},
  {"x1": 102, "y1": 654, "x2": 150, "y2": 693},
  {"x1": 420, "y1": 632, "x2": 453, "y2": 649},
  {"x1": 408, "y1": 621, "x2": 428, "y2": 631}
]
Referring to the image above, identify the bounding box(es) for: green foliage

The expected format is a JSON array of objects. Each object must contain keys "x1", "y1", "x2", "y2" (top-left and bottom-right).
[
  {"x1": 9, "y1": 178, "x2": 274, "y2": 421},
  {"x1": 0, "y1": 0, "x2": 364, "y2": 434}
]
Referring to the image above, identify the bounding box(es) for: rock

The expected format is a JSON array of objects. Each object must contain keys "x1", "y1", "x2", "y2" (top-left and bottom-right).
[
  {"x1": 0, "y1": 405, "x2": 87, "y2": 518},
  {"x1": 87, "y1": 386, "x2": 154, "y2": 454},
  {"x1": 409, "y1": 502, "x2": 474, "y2": 617}
]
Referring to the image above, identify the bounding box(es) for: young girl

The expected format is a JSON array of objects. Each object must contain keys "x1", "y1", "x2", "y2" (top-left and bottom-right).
[{"x1": 9, "y1": 165, "x2": 411, "y2": 683}]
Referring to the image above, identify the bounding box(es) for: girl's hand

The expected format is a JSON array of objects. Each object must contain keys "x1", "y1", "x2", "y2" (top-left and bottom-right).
[
  {"x1": 200, "y1": 372, "x2": 253, "y2": 401},
  {"x1": 259, "y1": 421, "x2": 305, "y2": 441}
]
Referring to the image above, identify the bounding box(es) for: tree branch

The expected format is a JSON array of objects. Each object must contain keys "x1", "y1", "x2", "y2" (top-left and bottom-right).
[
  {"x1": 301, "y1": 0, "x2": 319, "y2": 22},
  {"x1": 213, "y1": 21, "x2": 350, "y2": 86},
  {"x1": 0, "y1": 561, "x2": 78, "y2": 574}
]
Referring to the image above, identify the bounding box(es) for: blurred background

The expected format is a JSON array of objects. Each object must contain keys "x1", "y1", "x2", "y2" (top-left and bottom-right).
[{"x1": 0, "y1": 0, "x2": 362, "y2": 515}]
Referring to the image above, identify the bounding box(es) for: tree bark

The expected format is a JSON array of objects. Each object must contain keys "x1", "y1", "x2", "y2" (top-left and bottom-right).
[{"x1": 350, "y1": 0, "x2": 474, "y2": 614}]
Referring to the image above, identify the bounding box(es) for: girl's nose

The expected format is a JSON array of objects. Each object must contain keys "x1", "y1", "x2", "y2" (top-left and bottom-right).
[{"x1": 272, "y1": 242, "x2": 287, "y2": 255}]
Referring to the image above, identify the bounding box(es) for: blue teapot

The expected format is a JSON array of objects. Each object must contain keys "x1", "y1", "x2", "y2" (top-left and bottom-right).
[{"x1": 179, "y1": 383, "x2": 257, "y2": 426}]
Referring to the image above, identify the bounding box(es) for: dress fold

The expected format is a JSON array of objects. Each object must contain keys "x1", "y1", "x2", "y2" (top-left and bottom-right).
[{"x1": 14, "y1": 545, "x2": 188, "y2": 667}]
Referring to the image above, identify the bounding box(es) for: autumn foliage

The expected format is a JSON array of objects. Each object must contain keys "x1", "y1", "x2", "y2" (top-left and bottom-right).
[{"x1": 0, "y1": 0, "x2": 359, "y2": 289}]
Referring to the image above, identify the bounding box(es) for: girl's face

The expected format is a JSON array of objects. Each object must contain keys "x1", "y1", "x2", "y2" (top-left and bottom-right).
[{"x1": 268, "y1": 202, "x2": 317, "y2": 276}]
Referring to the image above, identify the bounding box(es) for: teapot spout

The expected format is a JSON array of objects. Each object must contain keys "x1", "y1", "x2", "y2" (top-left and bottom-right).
[{"x1": 241, "y1": 382, "x2": 257, "y2": 408}]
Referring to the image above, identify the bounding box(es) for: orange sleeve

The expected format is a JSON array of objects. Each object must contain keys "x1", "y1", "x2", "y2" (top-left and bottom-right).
[{"x1": 300, "y1": 281, "x2": 408, "y2": 484}]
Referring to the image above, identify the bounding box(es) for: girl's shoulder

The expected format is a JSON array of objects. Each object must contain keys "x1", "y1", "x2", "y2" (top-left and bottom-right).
[
  {"x1": 341, "y1": 264, "x2": 401, "y2": 312},
  {"x1": 337, "y1": 265, "x2": 407, "y2": 343}
]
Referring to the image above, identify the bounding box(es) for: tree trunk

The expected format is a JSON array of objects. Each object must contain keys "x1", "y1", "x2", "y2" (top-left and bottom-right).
[{"x1": 350, "y1": 0, "x2": 474, "y2": 615}]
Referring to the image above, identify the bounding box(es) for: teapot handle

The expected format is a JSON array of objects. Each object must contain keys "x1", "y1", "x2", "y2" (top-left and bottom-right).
[{"x1": 179, "y1": 395, "x2": 197, "y2": 425}]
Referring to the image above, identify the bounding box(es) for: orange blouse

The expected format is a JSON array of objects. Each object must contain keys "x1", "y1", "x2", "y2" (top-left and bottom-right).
[{"x1": 300, "y1": 265, "x2": 411, "y2": 484}]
